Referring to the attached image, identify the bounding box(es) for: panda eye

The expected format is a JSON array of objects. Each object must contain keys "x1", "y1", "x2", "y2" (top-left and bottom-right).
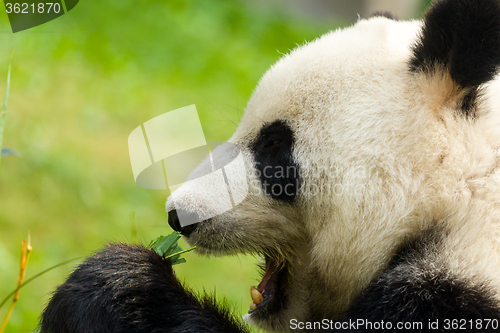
[
  {"x1": 262, "y1": 136, "x2": 283, "y2": 150},
  {"x1": 251, "y1": 119, "x2": 300, "y2": 202},
  {"x1": 252, "y1": 120, "x2": 295, "y2": 153},
  {"x1": 253, "y1": 121, "x2": 293, "y2": 154}
]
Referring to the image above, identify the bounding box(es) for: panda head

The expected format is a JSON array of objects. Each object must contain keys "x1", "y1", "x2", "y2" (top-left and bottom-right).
[{"x1": 166, "y1": 0, "x2": 500, "y2": 331}]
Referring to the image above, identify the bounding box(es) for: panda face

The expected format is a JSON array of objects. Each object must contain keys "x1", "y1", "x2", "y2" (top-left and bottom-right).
[
  {"x1": 166, "y1": 17, "x2": 421, "y2": 329},
  {"x1": 166, "y1": 8, "x2": 500, "y2": 332}
]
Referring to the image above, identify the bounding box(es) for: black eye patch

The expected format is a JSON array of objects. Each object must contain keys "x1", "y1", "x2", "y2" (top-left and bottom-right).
[{"x1": 251, "y1": 120, "x2": 300, "y2": 203}]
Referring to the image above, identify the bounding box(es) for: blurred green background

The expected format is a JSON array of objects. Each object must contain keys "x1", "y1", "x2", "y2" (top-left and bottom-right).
[{"x1": 0, "y1": 0, "x2": 429, "y2": 331}]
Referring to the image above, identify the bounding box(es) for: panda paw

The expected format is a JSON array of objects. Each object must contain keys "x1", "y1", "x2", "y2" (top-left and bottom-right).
[{"x1": 40, "y1": 243, "x2": 249, "y2": 333}]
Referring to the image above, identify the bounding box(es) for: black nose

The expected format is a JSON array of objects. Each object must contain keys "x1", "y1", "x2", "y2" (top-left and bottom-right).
[{"x1": 168, "y1": 209, "x2": 199, "y2": 237}]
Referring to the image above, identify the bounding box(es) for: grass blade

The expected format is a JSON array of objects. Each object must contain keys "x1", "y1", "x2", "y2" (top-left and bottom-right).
[
  {"x1": 0, "y1": 62, "x2": 12, "y2": 165},
  {"x1": 0, "y1": 256, "x2": 84, "y2": 310}
]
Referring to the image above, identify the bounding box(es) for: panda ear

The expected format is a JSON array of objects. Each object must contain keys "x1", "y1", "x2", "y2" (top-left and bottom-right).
[{"x1": 410, "y1": 0, "x2": 500, "y2": 117}]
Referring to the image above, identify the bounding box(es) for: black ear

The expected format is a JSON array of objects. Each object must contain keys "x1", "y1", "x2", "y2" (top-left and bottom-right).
[{"x1": 410, "y1": 0, "x2": 500, "y2": 117}]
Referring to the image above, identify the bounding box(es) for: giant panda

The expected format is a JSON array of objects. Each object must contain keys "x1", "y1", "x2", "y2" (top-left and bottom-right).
[{"x1": 40, "y1": 0, "x2": 500, "y2": 332}]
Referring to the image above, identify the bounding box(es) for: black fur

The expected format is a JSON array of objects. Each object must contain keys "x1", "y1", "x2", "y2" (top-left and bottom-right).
[
  {"x1": 251, "y1": 120, "x2": 300, "y2": 203},
  {"x1": 410, "y1": 0, "x2": 500, "y2": 117},
  {"x1": 40, "y1": 244, "x2": 249, "y2": 333},
  {"x1": 336, "y1": 227, "x2": 500, "y2": 332},
  {"x1": 369, "y1": 11, "x2": 398, "y2": 21}
]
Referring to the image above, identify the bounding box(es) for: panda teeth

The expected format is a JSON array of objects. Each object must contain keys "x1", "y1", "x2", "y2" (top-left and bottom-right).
[{"x1": 250, "y1": 285, "x2": 263, "y2": 307}]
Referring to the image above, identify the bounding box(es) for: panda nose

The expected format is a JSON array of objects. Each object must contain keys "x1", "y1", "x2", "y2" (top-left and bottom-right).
[{"x1": 168, "y1": 209, "x2": 199, "y2": 237}]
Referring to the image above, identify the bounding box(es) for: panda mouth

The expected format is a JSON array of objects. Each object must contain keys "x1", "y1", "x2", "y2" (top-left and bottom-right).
[{"x1": 248, "y1": 256, "x2": 287, "y2": 314}]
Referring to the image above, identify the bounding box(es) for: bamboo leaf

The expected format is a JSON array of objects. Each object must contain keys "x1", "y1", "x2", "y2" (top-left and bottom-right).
[{"x1": 148, "y1": 232, "x2": 195, "y2": 265}]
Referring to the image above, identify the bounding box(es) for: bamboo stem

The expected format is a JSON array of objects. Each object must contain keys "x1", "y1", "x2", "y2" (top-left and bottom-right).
[
  {"x1": 0, "y1": 238, "x2": 32, "y2": 333},
  {"x1": 164, "y1": 245, "x2": 197, "y2": 259}
]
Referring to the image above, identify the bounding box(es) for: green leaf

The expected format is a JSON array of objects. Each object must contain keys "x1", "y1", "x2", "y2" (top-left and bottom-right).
[
  {"x1": 149, "y1": 232, "x2": 180, "y2": 257},
  {"x1": 159, "y1": 233, "x2": 182, "y2": 254},
  {"x1": 171, "y1": 258, "x2": 186, "y2": 266},
  {"x1": 148, "y1": 232, "x2": 196, "y2": 265},
  {"x1": 149, "y1": 232, "x2": 181, "y2": 256}
]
